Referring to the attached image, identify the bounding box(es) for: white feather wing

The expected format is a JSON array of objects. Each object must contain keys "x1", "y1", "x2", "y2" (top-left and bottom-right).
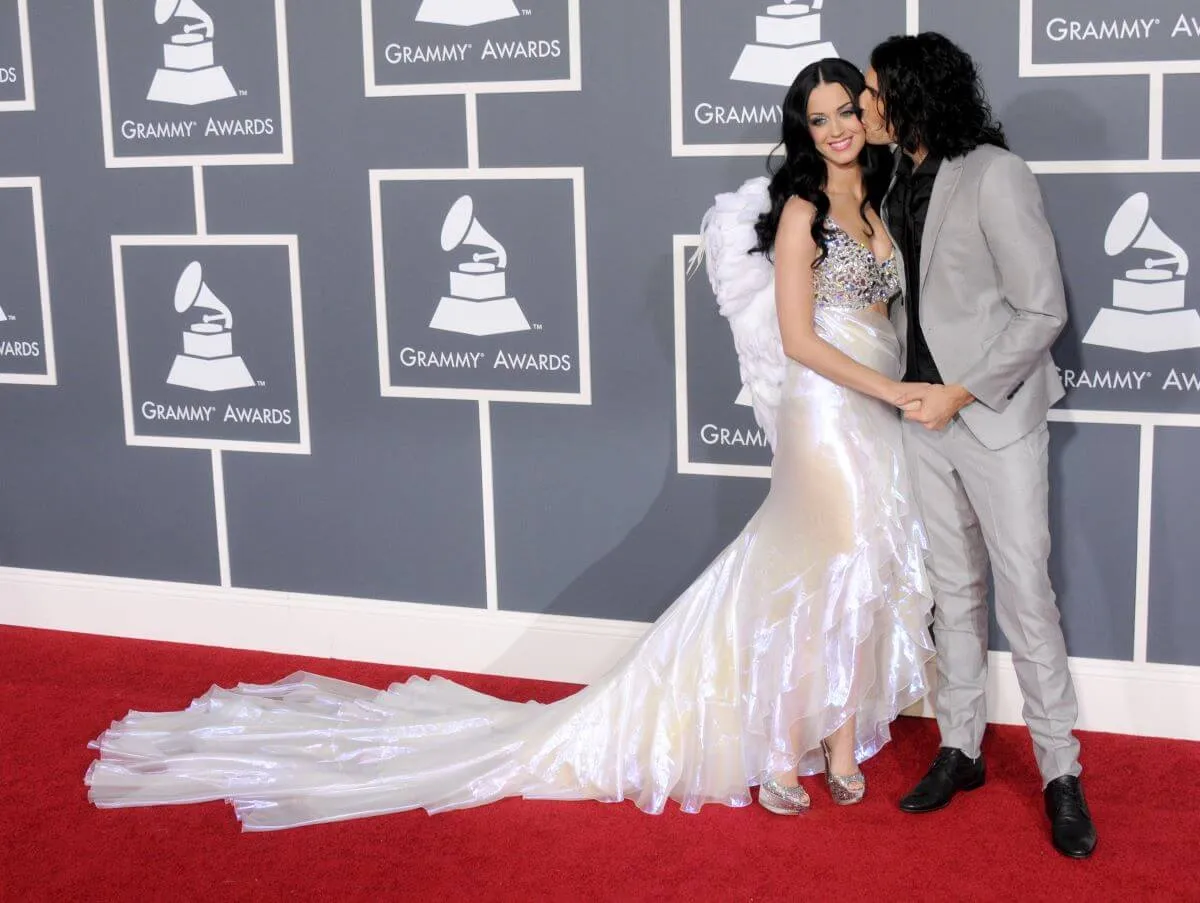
[{"x1": 691, "y1": 177, "x2": 786, "y2": 451}]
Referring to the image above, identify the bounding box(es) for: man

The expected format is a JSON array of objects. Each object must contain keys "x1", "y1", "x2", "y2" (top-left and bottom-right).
[{"x1": 858, "y1": 32, "x2": 1097, "y2": 859}]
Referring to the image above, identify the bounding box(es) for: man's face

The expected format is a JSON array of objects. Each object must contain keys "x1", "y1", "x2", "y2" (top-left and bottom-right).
[{"x1": 859, "y1": 67, "x2": 894, "y2": 146}]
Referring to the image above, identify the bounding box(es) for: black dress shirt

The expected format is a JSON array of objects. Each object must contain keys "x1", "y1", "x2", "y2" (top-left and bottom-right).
[{"x1": 887, "y1": 154, "x2": 944, "y2": 384}]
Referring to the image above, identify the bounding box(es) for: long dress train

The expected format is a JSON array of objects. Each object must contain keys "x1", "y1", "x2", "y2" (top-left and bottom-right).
[{"x1": 85, "y1": 183, "x2": 935, "y2": 831}]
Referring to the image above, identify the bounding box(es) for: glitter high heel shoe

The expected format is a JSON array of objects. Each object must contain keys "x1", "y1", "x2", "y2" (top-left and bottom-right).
[
  {"x1": 757, "y1": 776, "x2": 811, "y2": 815},
  {"x1": 820, "y1": 740, "x2": 866, "y2": 805}
]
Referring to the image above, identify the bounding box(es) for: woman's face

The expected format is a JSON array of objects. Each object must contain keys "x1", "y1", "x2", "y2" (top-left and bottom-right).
[
  {"x1": 805, "y1": 81, "x2": 866, "y2": 165},
  {"x1": 858, "y1": 67, "x2": 894, "y2": 146}
]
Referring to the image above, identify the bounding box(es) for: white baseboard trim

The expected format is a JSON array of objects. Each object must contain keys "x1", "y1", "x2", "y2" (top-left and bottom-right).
[{"x1": 2, "y1": 566, "x2": 1198, "y2": 741}]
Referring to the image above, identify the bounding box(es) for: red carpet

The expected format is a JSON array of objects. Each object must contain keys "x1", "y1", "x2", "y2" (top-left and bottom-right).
[{"x1": 1, "y1": 626, "x2": 1197, "y2": 902}]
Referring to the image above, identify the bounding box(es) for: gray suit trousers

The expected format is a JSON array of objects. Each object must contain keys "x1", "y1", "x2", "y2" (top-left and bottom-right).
[{"x1": 903, "y1": 417, "x2": 1082, "y2": 785}]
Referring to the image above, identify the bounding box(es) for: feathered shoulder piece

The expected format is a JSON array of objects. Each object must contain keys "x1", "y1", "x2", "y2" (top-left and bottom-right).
[{"x1": 690, "y1": 177, "x2": 786, "y2": 451}]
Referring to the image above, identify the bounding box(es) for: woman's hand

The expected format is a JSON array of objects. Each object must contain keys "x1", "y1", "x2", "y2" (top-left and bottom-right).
[{"x1": 891, "y1": 381, "x2": 927, "y2": 412}]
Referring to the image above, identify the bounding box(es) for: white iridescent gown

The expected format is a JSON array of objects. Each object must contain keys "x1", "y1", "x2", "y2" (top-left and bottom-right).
[{"x1": 86, "y1": 179, "x2": 935, "y2": 830}]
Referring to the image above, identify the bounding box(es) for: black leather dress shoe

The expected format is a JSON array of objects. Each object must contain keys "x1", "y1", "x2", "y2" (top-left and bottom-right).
[
  {"x1": 898, "y1": 747, "x2": 986, "y2": 813},
  {"x1": 1044, "y1": 775, "x2": 1097, "y2": 859}
]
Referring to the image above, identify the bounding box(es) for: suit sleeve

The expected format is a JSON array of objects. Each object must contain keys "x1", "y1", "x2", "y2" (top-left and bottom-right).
[{"x1": 956, "y1": 153, "x2": 1067, "y2": 413}]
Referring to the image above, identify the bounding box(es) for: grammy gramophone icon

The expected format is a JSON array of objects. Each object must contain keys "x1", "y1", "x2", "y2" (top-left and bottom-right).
[
  {"x1": 146, "y1": 0, "x2": 237, "y2": 106},
  {"x1": 731, "y1": 0, "x2": 838, "y2": 87},
  {"x1": 415, "y1": 0, "x2": 520, "y2": 28},
  {"x1": 165, "y1": 261, "x2": 255, "y2": 392},
  {"x1": 1083, "y1": 192, "x2": 1200, "y2": 353},
  {"x1": 0, "y1": 304, "x2": 8, "y2": 323},
  {"x1": 429, "y1": 195, "x2": 531, "y2": 337}
]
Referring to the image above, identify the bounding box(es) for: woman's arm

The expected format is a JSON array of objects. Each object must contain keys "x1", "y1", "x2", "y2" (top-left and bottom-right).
[{"x1": 774, "y1": 197, "x2": 910, "y2": 406}]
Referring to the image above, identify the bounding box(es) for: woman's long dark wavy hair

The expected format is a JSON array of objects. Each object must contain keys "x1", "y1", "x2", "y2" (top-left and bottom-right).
[
  {"x1": 869, "y1": 32, "x2": 1007, "y2": 159},
  {"x1": 752, "y1": 59, "x2": 891, "y2": 266}
]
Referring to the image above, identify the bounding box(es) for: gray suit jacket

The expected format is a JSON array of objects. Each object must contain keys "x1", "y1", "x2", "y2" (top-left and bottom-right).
[{"x1": 885, "y1": 144, "x2": 1067, "y2": 450}]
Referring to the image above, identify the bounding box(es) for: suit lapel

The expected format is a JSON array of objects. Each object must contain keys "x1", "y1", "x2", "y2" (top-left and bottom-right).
[{"x1": 919, "y1": 155, "x2": 965, "y2": 294}]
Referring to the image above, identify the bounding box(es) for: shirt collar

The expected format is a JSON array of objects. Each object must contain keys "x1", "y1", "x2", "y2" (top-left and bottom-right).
[{"x1": 896, "y1": 152, "x2": 941, "y2": 181}]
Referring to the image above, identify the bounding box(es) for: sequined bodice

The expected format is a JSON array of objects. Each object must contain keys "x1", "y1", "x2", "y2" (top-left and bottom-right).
[{"x1": 814, "y1": 220, "x2": 901, "y2": 312}]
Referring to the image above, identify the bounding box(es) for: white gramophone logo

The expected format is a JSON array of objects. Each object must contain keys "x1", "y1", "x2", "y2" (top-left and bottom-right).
[
  {"x1": 146, "y1": 0, "x2": 238, "y2": 106},
  {"x1": 1083, "y1": 192, "x2": 1200, "y2": 354},
  {"x1": 735, "y1": 384, "x2": 752, "y2": 406},
  {"x1": 0, "y1": 304, "x2": 8, "y2": 322},
  {"x1": 731, "y1": 0, "x2": 837, "y2": 86},
  {"x1": 415, "y1": 0, "x2": 520, "y2": 28},
  {"x1": 165, "y1": 261, "x2": 256, "y2": 391},
  {"x1": 430, "y1": 195, "x2": 531, "y2": 337}
]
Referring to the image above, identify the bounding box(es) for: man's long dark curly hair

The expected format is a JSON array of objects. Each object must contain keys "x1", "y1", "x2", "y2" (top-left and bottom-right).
[
  {"x1": 869, "y1": 32, "x2": 1007, "y2": 159},
  {"x1": 751, "y1": 58, "x2": 891, "y2": 266}
]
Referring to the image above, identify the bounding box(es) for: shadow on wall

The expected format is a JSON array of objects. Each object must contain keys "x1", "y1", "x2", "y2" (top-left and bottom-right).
[
  {"x1": 482, "y1": 248, "x2": 769, "y2": 675},
  {"x1": 985, "y1": 129, "x2": 1134, "y2": 659},
  {"x1": 483, "y1": 448, "x2": 762, "y2": 681},
  {"x1": 1001, "y1": 87, "x2": 1116, "y2": 162},
  {"x1": 566, "y1": 247, "x2": 764, "y2": 617}
]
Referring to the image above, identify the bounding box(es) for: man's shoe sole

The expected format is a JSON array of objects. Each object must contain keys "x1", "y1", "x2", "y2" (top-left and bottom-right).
[{"x1": 1053, "y1": 837, "x2": 1097, "y2": 859}]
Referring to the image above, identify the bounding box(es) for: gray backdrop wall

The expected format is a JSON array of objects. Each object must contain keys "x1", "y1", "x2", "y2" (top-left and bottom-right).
[{"x1": 1, "y1": 2, "x2": 1199, "y2": 717}]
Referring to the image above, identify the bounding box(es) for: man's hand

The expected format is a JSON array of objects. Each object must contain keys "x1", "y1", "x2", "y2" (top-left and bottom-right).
[{"x1": 896, "y1": 383, "x2": 975, "y2": 430}]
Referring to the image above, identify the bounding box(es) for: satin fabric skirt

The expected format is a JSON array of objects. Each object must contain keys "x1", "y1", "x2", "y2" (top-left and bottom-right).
[{"x1": 86, "y1": 306, "x2": 934, "y2": 830}]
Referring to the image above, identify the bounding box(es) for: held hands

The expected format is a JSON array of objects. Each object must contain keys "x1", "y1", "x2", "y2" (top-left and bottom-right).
[
  {"x1": 892, "y1": 383, "x2": 975, "y2": 431},
  {"x1": 889, "y1": 382, "x2": 928, "y2": 413},
  {"x1": 892, "y1": 384, "x2": 926, "y2": 415}
]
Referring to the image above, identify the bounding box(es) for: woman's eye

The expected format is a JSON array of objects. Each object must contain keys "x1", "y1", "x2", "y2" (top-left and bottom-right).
[{"x1": 810, "y1": 117, "x2": 826, "y2": 126}]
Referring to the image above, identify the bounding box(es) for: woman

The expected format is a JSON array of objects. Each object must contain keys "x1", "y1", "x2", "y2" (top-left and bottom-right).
[{"x1": 85, "y1": 60, "x2": 933, "y2": 830}]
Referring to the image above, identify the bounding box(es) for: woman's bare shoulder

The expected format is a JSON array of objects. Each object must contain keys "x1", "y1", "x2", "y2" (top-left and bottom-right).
[{"x1": 777, "y1": 196, "x2": 817, "y2": 246}]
